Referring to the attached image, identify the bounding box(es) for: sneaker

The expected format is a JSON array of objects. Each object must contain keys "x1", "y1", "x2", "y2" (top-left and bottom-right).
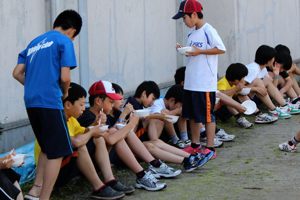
[
  {"x1": 183, "y1": 155, "x2": 198, "y2": 172},
  {"x1": 184, "y1": 139, "x2": 191, "y2": 146},
  {"x1": 236, "y1": 117, "x2": 253, "y2": 128},
  {"x1": 183, "y1": 145, "x2": 203, "y2": 154},
  {"x1": 203, "y1": 148, "x2": 217, "y2": 160},
  {"x1": 278, "y1": 141, "x2": 297, "y2": 152},
  {"x1": 195, "y1": 155, "x2": 209, "y2": 169},
  {"x1": 169, "y1": 139, "x2": 186, "y2": 149},
  {"x1": 200, "y1": 137, "x2": 223, "y2": 147},
  {"x1": 24, "y1": 195, "x2": 39, "y2": 200},
  {"x1": 255, "y1": 113, "x2": 278, "y2": 124},
  {"x1": 135, "y1": 171, "x2": 166, "y2": 191},
  {"x1": 215, "y1": 129, "x2": 235, "y2": 141},
  {"x1": 91, "y1": 186, "x2": 125, "y2": 200},
  {"x1": 269, "y1": 107, "x2": 291, "y2": 119},
  {"x1": 286, "y1": 103, "x2": 300, "y2": 114},
  {"x1": 149, "y1": 162, "x2": 181, "y2": 178},
  {"x1": 110, "y1": 181, "x2": 135, "y2": 195}
]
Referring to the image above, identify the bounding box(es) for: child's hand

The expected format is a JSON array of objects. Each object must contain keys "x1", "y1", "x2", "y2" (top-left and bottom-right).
[
  {"x1": 237, "y1": 105, "x2": 247, "y2": 113},
  {"x1": 129, "y1": 113, "x2": 139, "y2": 125},
  {"x1": 96, "y1": 113, "x2": 107, "y2": 125},
  {"x1": 186, "y1": 45, "x2": 201, "y2": 57},
  {"x1": 256, "y1": 87, "x2": 268, "y2": 96},
  {"x1": 91, "y1": 125, "x2": 106, "y2": 138},
  {"x1": 123, "y1": 103, "x2": 134, "y2": 116},
  {"x1": 174, "y1": 107, "x2": 182, "y2": 115},
  {"x1": 236, "y1": 83, "x2": 245, "y2": 92},
  {"x1": 159, "y1": 112, "x2": 172, "y2": 123},
  {"x1": 273, "y1": 62, "x2": 280, "y2": 77},
  {"x1": 176, "y1": 43, "x2": 184, "y2": 49},
  {"x1": 0, "y1": 154, "x2": 14, "y2": 170}
]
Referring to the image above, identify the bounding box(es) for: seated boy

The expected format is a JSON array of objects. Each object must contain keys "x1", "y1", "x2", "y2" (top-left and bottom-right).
[
  {"x1": 34, "y1": 83, "x2": 130, "y2": 200},
  {"x1": 244, "y1": 45, "x2": 300, "y2": 119},
  {"x1": 275, "y1": 44, "x2": 300, "y2": 104},
  {"x1": 77, "y1": 80, "x2": 169, "y2": 191},
  {"x1": 0, "y1": 153, "x2": 24, "y2": 200},
  {"x1": 278, "y1": 125, "x2": 300, "y2": 152},
  {"x1": 109, "y1": 83, "x2": 210, "y2": 172}
]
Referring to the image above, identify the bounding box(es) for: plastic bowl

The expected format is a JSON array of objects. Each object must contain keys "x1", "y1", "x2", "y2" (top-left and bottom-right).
[
  {"x1": 116, "y1": 124, "x2": 126, "y2": 130},
  {"x1": 135, "y1": 109, "x2": 150, "y2": 118},
  {"x1": 241, "y1": 100, "x2": 257, "y2": 115},
  {"x1": 239, "y1": 88, "x2": 251, "y2": 95},
  {"x1": 166, "y1": 115, "x2": 179, "y2": 123},
  {"x1": 11, "y1": 154, "x2": 25, "y2": 168},
  {"x1": 215, "y1": 97, "x2": 220, "y2": 105},
  {"x1": 99, "y1": 125, "x2": 109, "y2": 132},
  {"x1": 177, "y1": 47, "x2": 193, "y2": 55}
]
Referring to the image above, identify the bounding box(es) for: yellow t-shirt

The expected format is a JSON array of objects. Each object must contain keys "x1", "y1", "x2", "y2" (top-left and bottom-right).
[
  {"x1": 217, "y1": 77, "x2": 236, "y2": 97},
  {"x1": 34, "y1": 117, "x2": 86, "y2": 164}
]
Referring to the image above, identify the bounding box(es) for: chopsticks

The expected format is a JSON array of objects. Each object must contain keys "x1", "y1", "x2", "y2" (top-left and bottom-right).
[{"x1": 98, "y1": 108, "x2": 103, "y2": 125}]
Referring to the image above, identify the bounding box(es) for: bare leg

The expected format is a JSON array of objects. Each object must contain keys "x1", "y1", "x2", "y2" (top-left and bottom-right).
[
  {"x1": 289, "y1": 72, "x2": 300, "y2": 96},
  {"x1": 164, "y1": 121, "x2": 177, "y2": 137},
  {"x1": 205, "y1": 122, "x2": 215, "y2": 148},
  {"x1": 189, "y1": 119, "x2": 201, "y2": 144},
  {"x1": 177, "y1": 117, "x2": 187, "y2": 133},
  {"x1": 77, "y1": 145, "x2": 104, "y2": 190},
  {"x1": 148, "y1": 139, "x2": 190, "y2": 157},
  {"x1": 147, "y1": 119, "x2": 164, "y2": 140},
  {"x1": 93, "y1": 137, "x2": 115, "y2": 182},
  {"x1": 14, "y1": 181, "x2": 23, "y2": 200},
  {"x1": 113, "y1": 139, "x2": 143, "y2": 173},
  {"x1": 263, "y1": 76, "x2": 286, "y2": 106}
]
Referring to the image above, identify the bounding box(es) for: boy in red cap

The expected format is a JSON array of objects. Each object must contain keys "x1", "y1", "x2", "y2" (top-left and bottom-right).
[{"x1": 173, "y1": 0, "x2": 226, "y2": 159}]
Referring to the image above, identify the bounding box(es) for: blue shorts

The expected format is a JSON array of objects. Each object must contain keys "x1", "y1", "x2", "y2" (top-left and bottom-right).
[
  {"x1": 247, "y1": 94, "x2": 263, "y2": 106},
  {"x1": 26, "y1": 108, "x2": 73, "y2": 159},
  {"x1": 182, "y1": 90, "x2": 216, "y2": 123}
]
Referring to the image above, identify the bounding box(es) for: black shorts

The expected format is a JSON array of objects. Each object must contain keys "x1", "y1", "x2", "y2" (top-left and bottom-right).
[
  {"x1": 27, "y1": 108, "x2": 73, "y2": 159},
  {"x1": 182, "y1": 90, "x2": 216, "y2": 123},
  {"x1": 214, "y1": 104, "x2": 233, "y2": 121},
  {"x1": 0, "y1": 169, "x2": 21, "y2": 200}
]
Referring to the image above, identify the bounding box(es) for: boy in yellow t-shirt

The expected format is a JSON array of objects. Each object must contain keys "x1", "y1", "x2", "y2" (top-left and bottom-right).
[
  {"x1": 33, "y1": 82, "x2": 135, "y2": 199},
  {"x1": 217, "y1": 63, "x2": 256, "y2": 127}
]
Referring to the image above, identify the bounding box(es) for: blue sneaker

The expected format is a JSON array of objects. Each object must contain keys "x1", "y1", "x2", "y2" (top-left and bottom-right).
[
  {"x1": 184, "y1": 156, "x2": 198, "y2": 172},
  {"x1": 195, "y1": 156, "x2": 209, "y2": 169}
]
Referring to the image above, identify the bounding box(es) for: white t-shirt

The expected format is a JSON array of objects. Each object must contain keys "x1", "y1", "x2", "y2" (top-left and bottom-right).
[
  {"x1": 244, "y1": 62, "x2": 269, "y2": 84},
  {"x1": 185, "y1": 23, "x2": 226, "y2": 92},
  {"x1": 148, "y1": 98, "x2": 166, "y2": 114}
]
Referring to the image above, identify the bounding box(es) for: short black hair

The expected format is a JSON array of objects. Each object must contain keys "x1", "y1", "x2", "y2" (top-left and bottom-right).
[
  {"x1": 225, "y1": 63, "x2": 248, "y2": 82},
  {"x1": 63, "y1": 82, "x2": 87, "y2": 105},
  {"x1": 275, "y1": 44, "x2": 291, "y2": 55},
  {"x1": 88, "y1": 94, "x2": 108, "y2": 107},
  {"x1": 112, "y1": 83, "x2": 123, "y2": 95},
  {"x1": 254, "y1": 45, "x2": 276, "y2": 65},
  {"x1": 185, "y1": 12, "x2": 203, "y2": 19},
  {"x1": 133, "y1": 81, "x2": 160, "y2": 99},
  {"x1": 53, "y1": 10, "x2": 82, "y2": 38},
  {"x1": 174, "y1": 66, "x2": 186, "y2": 84},
  {"x1": 165, "y1": 85, "x2": 183, "y2": 104},
  {"x1": 275, "y1": 52, "x2": 292, "y2": 71}
]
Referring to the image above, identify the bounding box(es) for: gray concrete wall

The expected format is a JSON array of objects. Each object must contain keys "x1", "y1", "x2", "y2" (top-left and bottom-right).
[{"x1": 1, "y1": 0, "x2": 300, "y2": 152}]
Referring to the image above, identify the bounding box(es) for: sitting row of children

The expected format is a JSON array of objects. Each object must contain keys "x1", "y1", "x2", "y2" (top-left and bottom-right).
[{"x1": 30, "y1": 80, "x2": 213, "y2": 200}]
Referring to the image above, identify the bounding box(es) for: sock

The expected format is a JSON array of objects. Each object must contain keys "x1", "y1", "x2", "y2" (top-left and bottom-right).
[
  {"x1": 207, "y1": 147, "x2": 215, "y2": 151},
  {"x1": 180, "y1": 131, "x2": 188, "y2": 142},
  {"x1": 182, "y1": 157, "x2": 190, "y2": 166},
  {"x1": 291, "y1": 97, "x2": 300, "y2": 104},
  {"x1": 200, "y1": 127, "x2": 206, "y2": 138},
  {"x1": 283, "y1": 104, "x2": 288, "y2": 107},
  {"x1": 105, "y1": 179, "x2": 117, "y2": 187},
  {"x1": 254, "y1": 111, "x2": 261, "y2": 116},
  {"x1": 234, "y1": 113, "x2": 242, "y2": 120},
  {"x1": 94, "y1": 184, "x2": 106, "y2": 192},
  {"x1": 170, "y1": 134, "x2": 180, "y2": 144},
  {"x1": 136, "y1": 170, "x2": 146, "y2": 178},
  {"x1": 149, "y1": 159, "x2": 161, "y2": 168},
  {"x1": 191, "y1": 143, "x2": 201, "y2": 149},
  {"x1": 200, "y1": 127, "x2": 206, "y2": 133},
  {"x1": 289, "y1": 136, "x2": 300, "y2": 146}
]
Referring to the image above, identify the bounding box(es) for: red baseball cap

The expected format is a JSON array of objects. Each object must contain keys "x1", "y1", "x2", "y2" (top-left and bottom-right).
[
  {"x1": 88, "y1": 80, "x2": 122, "y2": 100},
  {"x1": 172, "y1": 0, "x2": 203, "y2": 19}
]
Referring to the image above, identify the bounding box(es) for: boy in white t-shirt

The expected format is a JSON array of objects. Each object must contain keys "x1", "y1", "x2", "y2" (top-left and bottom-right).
[
  {"x1": 173, "y1": 0, "x2": 226, "y2": 159},
  {"x1": 148, "y1": 84, "x2": 190, "y2": 147},
  {"x1": 244, "y1": 45, "x2": 300, "y2": 119}
]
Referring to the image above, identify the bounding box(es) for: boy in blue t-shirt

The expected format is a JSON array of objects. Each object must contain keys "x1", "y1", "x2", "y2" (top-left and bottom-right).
[
  {"x1": 13, "y1": 10, "x2": 82, "y2": 199},
  {"x1": 173, "y1": 0, "x2": 226, "y2": 159}
]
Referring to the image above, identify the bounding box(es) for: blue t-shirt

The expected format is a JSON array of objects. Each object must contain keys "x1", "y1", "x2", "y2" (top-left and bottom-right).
[{"x1": 18, "y1": 30, "x2": 77, "y2": 109}]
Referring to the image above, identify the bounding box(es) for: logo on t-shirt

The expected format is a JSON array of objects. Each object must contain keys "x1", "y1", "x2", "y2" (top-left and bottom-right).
[
  {"x1": 27, "y1": 38, "x2": 54, "y2": 63},
  {"x1": 189, "y1": 40, "x2": 203, "y2": 48}
]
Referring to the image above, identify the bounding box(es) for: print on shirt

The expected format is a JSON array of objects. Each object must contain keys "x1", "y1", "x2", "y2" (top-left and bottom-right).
[{"x1": 27, "y1": 38, "x2": 54, "y2": 63}]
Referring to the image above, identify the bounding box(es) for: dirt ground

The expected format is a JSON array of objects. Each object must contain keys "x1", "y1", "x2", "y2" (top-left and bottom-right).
[{"x1": 22, "y1": 111, "x2": 300, "y2": 200}]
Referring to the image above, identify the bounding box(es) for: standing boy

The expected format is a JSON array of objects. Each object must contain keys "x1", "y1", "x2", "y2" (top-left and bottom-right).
[
  {"x1": 13, "y1": 10, "x2": 82, "y2": 199},
  {"x1": 173, "y1": 0, "x2": 226, "y2": 159}
]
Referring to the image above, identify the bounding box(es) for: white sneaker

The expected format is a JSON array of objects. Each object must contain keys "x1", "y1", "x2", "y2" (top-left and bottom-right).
[
  {"x1": 236, "y1": 117, "x2": 253, "y2": 128},
  {"x1": 135, "y1": 171, "x2": 166, "y2": 191},
  {"x1": 269, "y1": 107, "x2": 291, "y2": 119},
  {"x1": 200, "y1": 137, "x2": 223, "y2": 147},
  {"x1": 215, "y1": 129, "x2": 235, "y2": 141},
  {"x1": 278, "y1": 141, "x2": 297, "y2": 152},
  {"x1": 255, "y1": 113, "x2": 278, "y2": 124},
  {"x1": 149, "y1": 162, "x2": 181, "y2": 178}
]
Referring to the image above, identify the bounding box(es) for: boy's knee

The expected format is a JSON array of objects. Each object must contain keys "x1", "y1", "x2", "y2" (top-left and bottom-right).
[
  {"x1": 252, "y1": 78, "x2": 264, "y2": 86},
  {"x1": 144, "y1": 142, "x2": 156, "y2": 150}
]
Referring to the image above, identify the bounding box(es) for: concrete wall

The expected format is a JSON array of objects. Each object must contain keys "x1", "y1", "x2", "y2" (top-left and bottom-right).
[{"x1": 1, "y1": 0, "x2": 300, "y2": 152}]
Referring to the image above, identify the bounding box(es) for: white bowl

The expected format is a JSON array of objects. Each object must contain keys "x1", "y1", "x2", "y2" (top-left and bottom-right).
[
  {"x1": 11, "y1": 154, "x2": 25, "y2": 168},
  {"x1": 135, "y1": 109, "x2": 150, "y2": 118},
  {"x1": 166, "y1": 115, "x2": 179, "y2": 123},
  {"x1": 177, "y1": 47, "x2": 193, "y2": 55},
  {"x1": 239, "y1": 88, "x2": 251, "y2": 95},
  {"x1": 215, "y1": 97, "x2": 220, "y2": 105},
  {"x1": 99, "y1": 125, "x2": 109, "y2": 132},
  {"x1": 241, "y1": 100, "x2": 257, "y2": 115},
  {"x1": 116, "y1": 123, "x2": 135, "y2": 133}
]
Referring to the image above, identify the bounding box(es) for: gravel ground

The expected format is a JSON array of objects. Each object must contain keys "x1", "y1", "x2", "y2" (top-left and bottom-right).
[{"x1": 22, "y1": 111, "x2": 300, "y2": 200}]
